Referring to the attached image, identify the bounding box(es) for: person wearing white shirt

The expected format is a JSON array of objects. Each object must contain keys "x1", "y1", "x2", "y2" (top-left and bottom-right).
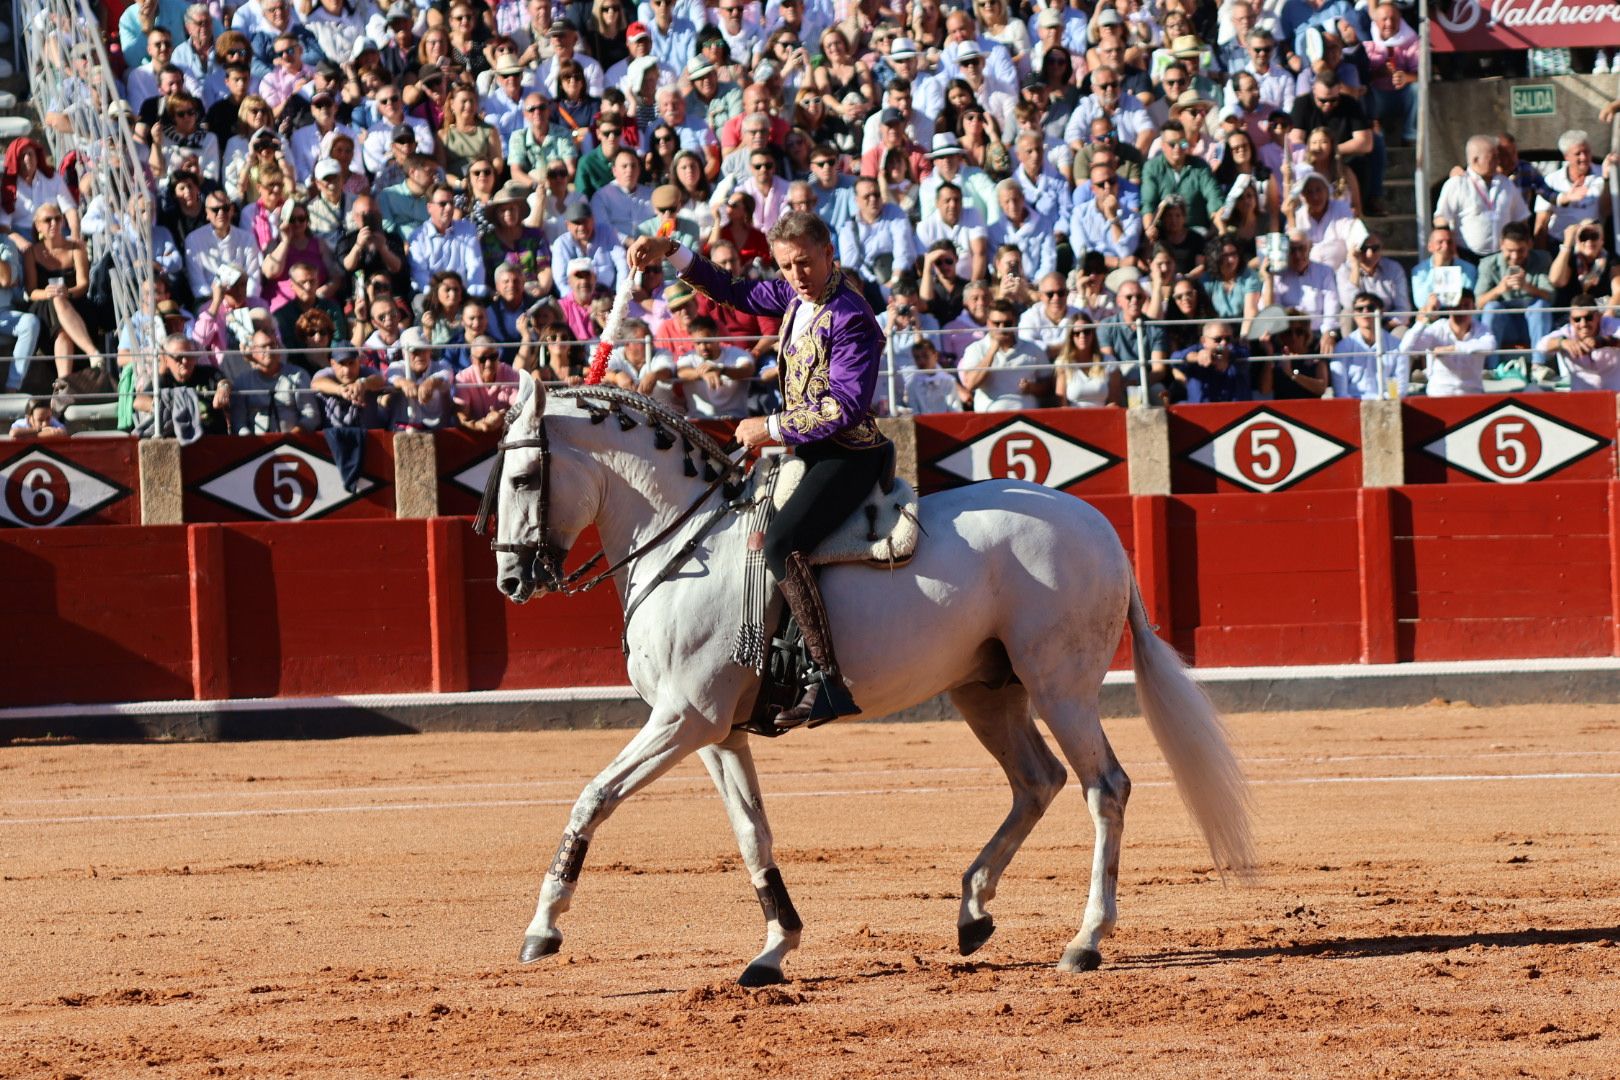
[
  {"x1": 1535, "y1": 297, "x2": 1620, "y2": 391},
  {"x1": 1289, "y1": 170, "x2": 1356, "y2": 271},
  {"x1": 1433, "y1": 133, "x2": 1530, "y2": 259},
  {"x1": 901, "y1": 337, "x2": 963, "y2": 415},
  {"x1": 837, "y1": 177, "x2": 917, "y2": 289},
  {"x1": 1018, "y1": 273, "x2": 1081, "y2": 357},
  {"x1": 287, "y1": 100, "x2": 357, "y2": 184},
  {"x1": 589, "y1": 149, "x2": 655, "y2": 242},
  {"x1": 1398, "y1": 290, "x2": 1497, "y2": 397},
  {"x1": 1260, "y1": 231, "x2": 1341, "y2": 353},
  {"x1": 677, "y1": 313, "x2": 755, "y2": 418},
  {"x1": 918, "y1": 135, "x2": 1000, "y2": 224},
  {"x1": 362, "y1": 86, "x2": 436, "y2": 173},
  {"x1": 916, "y1": 182, "x2": 990, "y2": 282},
  {"x1": 409, "y1": 184, "x2": 487, "y2": 296},
  {"x1": 127, "y1": 27, "x2": 202, "y2": 115},
  {"x1": 959, "y1": 300, "x2": 1054, "y2": 411},
  {"x1": 1333, "y1": 293, "x2": 1408, "y2": 399},
  {"x1": 1533, "y1": 130, "x2": 1612, "y2": 244},
  {"x1": 537, "y1": 20, "x2": 606, "y2": 97},
  {"x1": 480, "y1": 61, "x2": 531, "y2": 140},
  {"x1": 185, "y1": 193, "x2": 263, "y2": 299}
]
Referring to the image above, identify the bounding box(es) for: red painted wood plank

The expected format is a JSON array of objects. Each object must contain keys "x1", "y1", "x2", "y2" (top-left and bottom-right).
[
  {"x1": 1399, "y1": 617, "x2": 1613, "y2": 661},
  {"x1": 1359, "y1": 487, "x2": 1398, "y2": 664},
  {"x1": 1610, "y1": 481, "x2": 1620, "y2": 656},
  {"x1": 428, "y1": 517, "x2": 470, "y2": 693},
  {"x1": 1132, "y1": 494, "x2": 1173, "y2": 646},
  {"x1": 1186, "y1": 623, "x2": 1363, "y2": 666},
  {"x1": 188, "y1": 525, "x2": 229, "y2": 701}
]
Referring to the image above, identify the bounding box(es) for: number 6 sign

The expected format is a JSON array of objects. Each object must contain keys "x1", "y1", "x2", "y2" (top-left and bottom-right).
[{"x1": 0, "y1": 449, "x2": 130, "y2": 528}]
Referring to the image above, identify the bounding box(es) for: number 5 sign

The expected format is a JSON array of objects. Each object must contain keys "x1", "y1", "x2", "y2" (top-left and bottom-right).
[
  {"x1": 1183, "y1": 409, "x2": 1354, "y2": 493},
  {"x1": 194, "y1": 442, "x2": 377, "y2": 521},
  {"x1": 928, "y1": 417, "x2": 1121, "y2": 490},
  {"x1": 1419, "y1": 400, "x2": 1606, "y2": 484}
]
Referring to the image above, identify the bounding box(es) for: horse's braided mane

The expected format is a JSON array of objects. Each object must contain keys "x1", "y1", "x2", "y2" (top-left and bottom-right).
[{"x1": 554, "y1": 385, "x2": 746, "y2": 479}]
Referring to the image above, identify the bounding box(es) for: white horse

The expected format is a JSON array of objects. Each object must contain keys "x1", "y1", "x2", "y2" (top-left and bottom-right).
[{"x1": 487, "y1": 379, "x2": 1253, "y2": 985}]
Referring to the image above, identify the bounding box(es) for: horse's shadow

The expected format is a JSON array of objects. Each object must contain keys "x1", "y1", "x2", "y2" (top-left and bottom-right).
[{"x1": 1112, "y1": 925, "x2": 1620, "y2": 969}]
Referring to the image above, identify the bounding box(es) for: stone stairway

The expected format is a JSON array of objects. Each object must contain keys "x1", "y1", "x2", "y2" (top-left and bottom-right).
[{"x1": 1369, "y1": 143, "x2": 1420, "y2": 271}]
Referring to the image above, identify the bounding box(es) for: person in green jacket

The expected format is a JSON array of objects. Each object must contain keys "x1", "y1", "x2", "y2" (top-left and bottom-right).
[{"x1": 1140, "y1": 119, "x2": 1223, "y2": 234}]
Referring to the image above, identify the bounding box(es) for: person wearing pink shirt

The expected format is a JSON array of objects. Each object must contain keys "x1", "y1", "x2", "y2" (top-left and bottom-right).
[{"x1": 1362, "y1": 2, "x2": 1418, "y2": 146}]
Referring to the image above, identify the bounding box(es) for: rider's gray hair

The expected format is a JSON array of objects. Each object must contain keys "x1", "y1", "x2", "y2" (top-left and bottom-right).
[{"x1": 766, "y1": 210, "x2": 833, "y2": 249}]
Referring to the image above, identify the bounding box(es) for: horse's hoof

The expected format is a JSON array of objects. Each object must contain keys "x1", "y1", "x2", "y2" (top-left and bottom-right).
[
  {"x1": 738, "y1": 963, "x2": 786, "y2": 987},
  {"x1": 519, "y1": 933, "x2": 562, "y2": 964},
  {"x1": 1057, "y1": 946, "x2": 1102, "y2": 973},
  {"x1": 958, "y1": 915, "x2": 995, "y2": 956}
]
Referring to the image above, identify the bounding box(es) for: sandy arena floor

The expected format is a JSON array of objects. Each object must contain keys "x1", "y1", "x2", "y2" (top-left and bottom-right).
[{"x1": 2, "y1": 702, "x2": 1618, "y2": 1079}]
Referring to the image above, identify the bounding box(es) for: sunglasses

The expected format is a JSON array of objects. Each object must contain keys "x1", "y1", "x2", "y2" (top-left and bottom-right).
[
  {"x1": 1094, "y1": 80, "x2": 1119, "y2": 90},
  {"x1": 206, "y1": 204, "x2": 231, "y2": 213},
  {"x1": 289, "y1": 214, "x2": 309, "y2": 223},
  {"x1": 1571, "y1": 312, "x2": 1598, "y2": 322},
  {"x1": 525, "y1": 104, "x2": 546, "y2": 113},
  {"x1": 173, "y1": 108, "x2": 198, "y2": 118},
  {"x1": 429, "y1": 199, "x2": 455, "y2": 207},
  {"x1": 38, "y1": 214, "x2": 62, "y2": 224},
  {"x1": 1041, "y1": 289, "x2": 1063, "y2": 298},
  {"x1": 1092, "y1": 177, "x2": 1117, "y2": 188},
  {"x1": 377, "y1": 94, "x2": 401, "y2": 104},
  {"x1": 988, "y1": 320, "x2": 1017, "y2": 328},
  {"x1": 812, "y1": 159, "x2": 836, "y2": 167},
  {"x1": 1353, "y1": 304, "x2": 1380, "y2": 313},
  {"x1": 1580, "y1": 231, "x2": 1601, "y2": 242},
  {"x1": 751, "y1": 161, "x2": 774, "y2": 170},
  {"x1": 277, "y1": 46, "x2": 300, "y2": 57},
  {"x1": 656, "y1": 133, "x2": 677, "y2": 142},
  {"x1": 1207, "y1": 335, "x2": 1232, "y2": 343}
]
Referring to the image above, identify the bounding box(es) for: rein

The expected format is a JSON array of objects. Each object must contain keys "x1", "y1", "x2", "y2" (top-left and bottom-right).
[{"x1": 473, "y1": 386, "x2": 750, "y2": 626}]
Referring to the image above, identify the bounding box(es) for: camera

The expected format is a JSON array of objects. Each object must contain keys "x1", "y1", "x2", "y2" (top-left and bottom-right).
[
  {"x1": 896, "y1": 303, "x2": 913, "y2": 316},
  {"x1": 363, "y1": 211, "x2": 383, "y2": 230}
]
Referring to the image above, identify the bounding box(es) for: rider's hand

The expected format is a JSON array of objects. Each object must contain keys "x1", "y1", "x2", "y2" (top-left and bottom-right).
[
  {"x1": 627, "y1": 236, "x2": 675, "y2": 272},
  {"x1": 735, "y1": 415, "x2": 776, "y2": 449}
]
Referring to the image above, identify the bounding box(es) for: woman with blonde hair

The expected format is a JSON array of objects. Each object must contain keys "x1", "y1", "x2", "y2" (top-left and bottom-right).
[
  {"x1": 439, "y1": 84, "x2": 503, "y2": 189},
  {"x1": 222, "y1": 95, "x2": 278, "y2": 200},
  {"x1": 812, "y1": 26, "x2": 875, "y2": 122},
  {"x1": 22, "y1": 202, "x2": 100, "y2": 374},
  {"x1": 1294, "y1": 126, "x2": 1361, "y2": 216},
  {"x1": 1054, "y1": 321, "x2": 1123, "y2": 407}
]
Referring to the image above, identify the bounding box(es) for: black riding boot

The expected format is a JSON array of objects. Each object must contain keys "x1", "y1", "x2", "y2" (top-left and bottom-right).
[{"x1": 774, "y1": 552, "x2": 860, "y2": 728}]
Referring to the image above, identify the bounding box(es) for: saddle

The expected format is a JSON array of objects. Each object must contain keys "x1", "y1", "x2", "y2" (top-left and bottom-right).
[{"x1": 732, "y1": 448, "x2": 922, "y2": 738}]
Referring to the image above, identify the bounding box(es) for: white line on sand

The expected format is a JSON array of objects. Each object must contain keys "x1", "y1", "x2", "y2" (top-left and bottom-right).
[{"x1": 2, "y1": 771, "x2": 1617, "y2": 827}]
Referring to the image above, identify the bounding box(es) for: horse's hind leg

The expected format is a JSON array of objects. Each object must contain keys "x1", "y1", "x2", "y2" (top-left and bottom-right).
[
  {"x1": 521, "y1": 704, "x2": 721, "y2": 963},
  {"x1": 950, "y1": 681, "x2": 1069, "y2": 956},
  {"x1": 1029, "y1": 686, "x2": 1131, "y2": 972},
  {"x1": 697, "y1": 729, "x2": 802, "y2": 987}
]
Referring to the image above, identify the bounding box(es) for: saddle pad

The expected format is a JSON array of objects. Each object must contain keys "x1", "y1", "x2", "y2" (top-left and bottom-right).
[{"x1": 769, "y1": 455, "x2": 921, "y2": 568}]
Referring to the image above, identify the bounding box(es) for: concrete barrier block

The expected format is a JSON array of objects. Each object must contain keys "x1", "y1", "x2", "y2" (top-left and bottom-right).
[
  {"x1": 876, "y1": 415, "x2": 918, "y2": 488},
  {"x1": 1125, "y1": 407, "x2": 1171, "y2": 495},
  {"x1": 138, "y1": 438, "x2": 184, "y2": 524},
  {"x1": 1359, "y1": 399, "x2": 1404, "y2": 488},
  {"x1": 394, "y1": 431, "x2": 439, "y2": 519}
]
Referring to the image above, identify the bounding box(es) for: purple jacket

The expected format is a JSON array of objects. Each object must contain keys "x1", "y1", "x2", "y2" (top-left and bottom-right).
[{"x1": 680, "y1": 254, "x2": 888, "y2": 450}]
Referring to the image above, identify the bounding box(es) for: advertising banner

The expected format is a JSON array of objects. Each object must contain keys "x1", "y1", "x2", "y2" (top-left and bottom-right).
[{"x1": 1431, "y1": 0, "x2": 1620, "y2": 52}]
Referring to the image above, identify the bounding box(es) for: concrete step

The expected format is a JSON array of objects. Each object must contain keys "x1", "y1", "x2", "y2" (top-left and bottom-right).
[
  {"x1": 1383, "y1": 177, "x2": 1416, "y2": 216},
  {"x1": 1387, "y1": 144, "x2": 1416, "y2": 173},
  {"x1": 1365, "y1": 214, "x2": 1417, "y2": 249}
]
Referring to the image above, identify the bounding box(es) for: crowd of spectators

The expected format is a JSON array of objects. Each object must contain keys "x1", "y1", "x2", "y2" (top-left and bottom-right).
[{"x1": 5, "y1": 0, "x2": 1620, "y2": 439}]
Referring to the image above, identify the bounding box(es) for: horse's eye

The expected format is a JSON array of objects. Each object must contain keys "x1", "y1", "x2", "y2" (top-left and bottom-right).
[{"x1": 510, "y1": 473, "x2": 533, "y2": 491}]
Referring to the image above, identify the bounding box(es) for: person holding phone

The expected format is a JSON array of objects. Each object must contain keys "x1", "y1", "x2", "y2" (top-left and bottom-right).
[{"x1": 1476, "y1": 220, "x2": 1553, "y2": 377}]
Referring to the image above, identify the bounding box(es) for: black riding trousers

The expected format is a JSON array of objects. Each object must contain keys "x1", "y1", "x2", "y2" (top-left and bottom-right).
[{"x1": 763, "y1": 440, "x2": 890, "y2": 581}]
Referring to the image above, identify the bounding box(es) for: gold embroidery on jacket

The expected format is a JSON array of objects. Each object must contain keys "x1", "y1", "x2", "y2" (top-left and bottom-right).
[{"x1": 777, "y1": 300, "x2": 885, "y2": 448}]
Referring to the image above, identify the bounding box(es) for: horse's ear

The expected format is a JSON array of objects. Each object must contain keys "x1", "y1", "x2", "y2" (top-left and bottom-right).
[{"x1": 518, "y1": 369, "x2": 546, "y2": 432}]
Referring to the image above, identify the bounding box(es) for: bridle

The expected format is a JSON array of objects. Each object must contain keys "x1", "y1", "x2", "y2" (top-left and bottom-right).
[{"x1": 474, "y1": 383, "x2": 749, "y2": 610}]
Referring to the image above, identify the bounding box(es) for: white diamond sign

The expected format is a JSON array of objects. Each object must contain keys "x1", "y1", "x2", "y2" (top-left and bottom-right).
[
  {"x1": 1420, "y1": 400, "x2": 1606, "y2": 483},
  {"x1": 195, "y1": 443, "x2": 375, "y2": 521},
  {"x1": 451, "y1": 452, "x2": 495, "y2": 496},
  {"x1": 0, "y1": 448, "x2": 128, "y2": 527},
  {"x1": 930, "y1": 418, "x2": 1119, "y2": 488},
  {"x1": 1184, "y1": 409, "x2": 1353, "y2": 493}
]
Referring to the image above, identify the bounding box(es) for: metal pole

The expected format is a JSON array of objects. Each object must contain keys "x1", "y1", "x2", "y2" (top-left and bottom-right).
[
  {"x1": 1134, "y1": 316, "x2": 1150, "y2": 407},
  {"x1": 1416, "y1": 0, "x2": 1432, "y2": 249},
  {"x1": 1609, "y1": 114, "x2": 1620, "y2": 251},
  {"x1": 884, "y1": 323, "x2": 899, "y2": 415},
  {"x1": 1374, "y1": 322, "x2": 1389, "y2": 400}
]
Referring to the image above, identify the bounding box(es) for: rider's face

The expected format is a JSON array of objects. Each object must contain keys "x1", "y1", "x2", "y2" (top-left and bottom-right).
[{"x1": 771, "y1": 237, "x2": 836, "y2": 303}]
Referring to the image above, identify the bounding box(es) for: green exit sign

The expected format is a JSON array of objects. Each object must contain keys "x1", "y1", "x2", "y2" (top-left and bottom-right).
[{"x1": 1511, "y1": 84, "x2": 1557, "y2": 118}]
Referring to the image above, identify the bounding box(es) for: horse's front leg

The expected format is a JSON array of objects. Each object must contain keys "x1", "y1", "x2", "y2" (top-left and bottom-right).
[
  {"x1": 698, "y1": 729, "x2": 802, "y2": 986},
  {"x1": 520, "y1": 704, "x2": 721, "y2": 963}
]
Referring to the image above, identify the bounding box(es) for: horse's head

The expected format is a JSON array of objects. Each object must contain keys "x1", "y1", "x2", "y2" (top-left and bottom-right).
[{"x1": 490, "y1": 375, "x2": 602, "y2": 604}]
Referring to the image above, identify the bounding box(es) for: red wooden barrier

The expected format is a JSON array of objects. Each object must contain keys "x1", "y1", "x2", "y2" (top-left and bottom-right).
[
  {"x1": 0, "y1": 438, "x2": 139, "y2": 527},
  {"x1": 181, "y1": 433, "x2": 397, "y2": 522},
  {"x1": 1403, "y1": 393, "x2": 1617, "y2": 485},
  {"x1": 1168, "y1": 399, "x2": 1362, "y2": 494},
  {"x1": 914, "y1": 408, "x2": 1128, "y2": 496}
]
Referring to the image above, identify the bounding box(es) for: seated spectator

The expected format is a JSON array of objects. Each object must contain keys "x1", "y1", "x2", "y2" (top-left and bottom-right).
[
  {"x1": 1141, "y1": 119, "x2": 1222, "y2": 234},
  {"x1": 1256, "y1": 314, "x2": 1329, "y2": 399},
  {"x1": 1170, "y1": 319, "x2": 1251, "y2": 404},
  {"x1": 639, "y1": 184, "x2": 702, "y2": 249},
  {"x1": 1549, "y1": 220, "x2": 1620, "y2": 311},
  {"x1": 591, "y1": 147, "x2": 655, "y2": 240},
  {"x1": 1287, "y1": 169, "x2": 1356, "y2": 271},
  {"x1": 0, "y1": 234, "x2": 42, "y2": 393},
  {"x1": 8, "y1": 397, "x2": 66, "y2": 439},
  {"x1": 939, "y1": 278, "x2": 991, "y2": 365},
  {"x1": 1146, "y1": 196, "x2": 1207, "y2": 277},
  {"x1": 337, "y1": 195, "x2": 407, "y2": 298},
  {"x1": 189, "y1": 261, "x2": 271, "y2": 365},
  {"x1": 1286, "y1": 69, "x2": 1381, "y2": 217},
  {"x1": 312, "y1": 351, "x2": 389, "y2": 429},
  {"x1": 134, "y1": 334, "x2": 231, "y2": 437},
  {"x1": 1019, "y1": 272, "x2": 1081, "y2": 358},
  {"x1": 261, "y1": 206, "x2": 333, "y2": 311},
  {"x1": 184, "y1": 191, "x2": 262, "y2": 307},
  {"x1": 837, "y1": 177, "x2": 917, "y2": 295},
  {"x1": 1434, "y1": 134, "x2": 1529, "y2": 261},
  {"x1": 1099, "y1": 278, "x2": 1168, "y2": 396},
  {"x1": 917, "y1": 182, "x2": 990, "y2": 283},
  {"x1": 1399, "y1": 289, "x2": 1496, "y2": 397},
  {"x1": 1477, "y1": 221, "x2": 1553, "y2": 374},
  {"x1": 1206, "y1": 235, "x2": 1260, "y2": 339},
  {"x1": 1337, "y1": 230, "x2": 1411, "y2": 333},
  {"x1": 229, "y1": 328, "x2": 320, "y2": 433},
  {"x1": 557, "y1": 258, "x2": 601, "y2": 344},
  {"x1": 1334, "y1": 293, "x2": 1410, "y2": 400},
  {"x1": 959, "y1": 299, "x2": 1051, "y2": 411},
  {"x1": 1411, "y1": 220, "x2": 1478, "y2": 310},
  {"x1": 1536, "y1": 294, "x2": 1620, "y2": 391},
  {"x1": 901, "y1": 337, "x2": 965, "y2": 415},
  {"x1": 984, "y1": 180, "x2": 1055, "y2": 283},
  {"x1": 385, "y1": 326, "x2": 456, "y2": 430},
  {"x1": 1069, "y1": 162, "x2": 1142, "y2": 269},
  {"x1": 1259, "y1": 231, "x2": 1340, "y2": 356},
  {"x1": 453, "y1": 336, "x2": 522, "y2": 432},
  {"x1": 360, "y1": 294, "x2": 406, "y2": 369},
  {"x1": 410, "y1": 183, "x2": 486, "y2": 297},
  {"x1": 604, "y1": 317, "x2": 681, "y2": 410},
  {"x1": 377, "y1": 153, "x2": 437, "y2": 241},
  {"x1": 677, "y1": 313, "x2": 754, "y2": 418},
  {"x1": 1054, "y1": 322, "x2": 1123, "y2": 408},
  {"x1": 482, "y1": 182, "x2": 552, "y2": 298},
  {"x1": 1363, "y1": 1, "x2": 1418, "y2": 147},
  {"x1": 549, "y1": 202, "x2": 628, "y2": 290}
]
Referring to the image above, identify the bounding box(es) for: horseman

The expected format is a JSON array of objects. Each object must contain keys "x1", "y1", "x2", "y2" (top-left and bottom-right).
[{"x1": 627, "y1": 213, "x2": 891, "y2": 727}]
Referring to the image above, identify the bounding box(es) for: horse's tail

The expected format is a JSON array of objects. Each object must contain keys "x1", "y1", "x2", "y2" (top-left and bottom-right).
[{"x1": 1126, "y1": 577, "x2": 1256, "y2": 881}]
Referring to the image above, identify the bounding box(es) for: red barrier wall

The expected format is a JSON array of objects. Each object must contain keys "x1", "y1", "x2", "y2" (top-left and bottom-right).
[
  {"x1": 1403, "y1": 394, "x2": 1617, "y2": 485},
  {"x1": 0, "y1": 438, "x2": 140, "y2": 527},
  {"x1": 916, "y1": 409, "x2": 1128, "y2": 495},
  {"x1": 1168, "y1": 399, "x2": 1363, "y2": 494},
  {"x1": 181, "y1": 433, "x2": 397, "y2": 522}
]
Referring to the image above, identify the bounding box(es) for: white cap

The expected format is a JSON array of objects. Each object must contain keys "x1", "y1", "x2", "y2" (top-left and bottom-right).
[
  {"x1": 314, "y1": 157, "x2": 343, "y2": 180},
  {"x1": 889, "y1": 36, "x2": 918, "y2": 59},
  {"x1": 956, "y1": 41, "x2": 982, "y2": 62},
  {"x1": 399, "y1": 326, "x2": 430, "y2": 351},
  {"x1": 567, "y1": 256, "x2": 593, "y2": 277}
]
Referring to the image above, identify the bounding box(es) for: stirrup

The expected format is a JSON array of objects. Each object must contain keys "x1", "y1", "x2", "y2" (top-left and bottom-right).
[{"x1": 773, "y1": 670, "x2": 859, "y2": 730}]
